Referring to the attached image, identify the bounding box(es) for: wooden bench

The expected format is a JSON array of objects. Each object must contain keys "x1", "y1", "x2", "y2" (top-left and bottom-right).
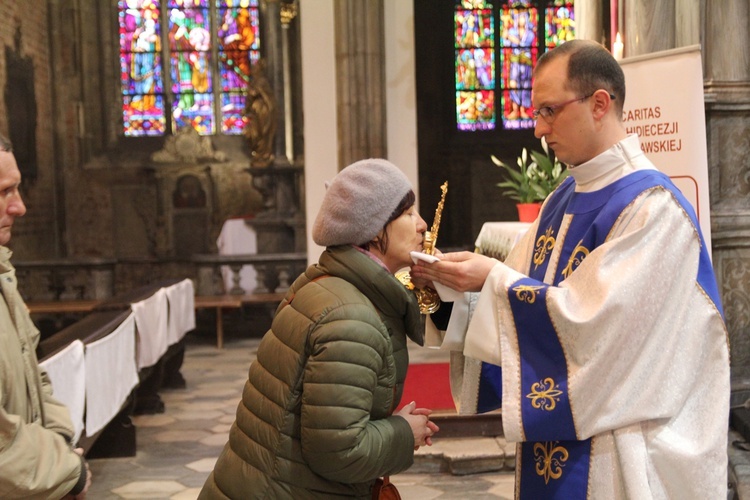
[
  {"x1": 195, "y1": 293, "x2": 285, "y2": 349},
  {"x1": 35, "y1": 279, "x2": 197, "y2": 458},
  {"x1": 27, "y1": 299, "x2": 102, "y2": 314},
  {"x1": 37, "y1": 309, "x2": 136, "y2": 457}
]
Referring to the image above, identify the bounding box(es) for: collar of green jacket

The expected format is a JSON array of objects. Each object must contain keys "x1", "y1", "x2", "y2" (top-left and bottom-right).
[{"x1": 315, "y1": 245, "x2": 424, "y2": 346}]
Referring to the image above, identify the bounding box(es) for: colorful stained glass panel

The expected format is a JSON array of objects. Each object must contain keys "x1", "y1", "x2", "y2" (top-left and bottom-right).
[
  {"x1": 121, "y1": 52, "x2": 163, "y2": 95},
  {"x1": 499, "y1": 7, "x2": 537, "y2": 128},
  {"x1": 456, "y1": 49, "x2": 495, "y2": 90},
  {"x1": 221, "y1": 93, "x2": 248, "y2": 134},
  {"x1": 218, "y1": 7, "x2": 260, "y2": 90},
  {"x1": 457, "y1": 90, "x2": 495, "y2": 131},
  {"x1": 168, "y1": 0, "x2": 209, "y2": 8},
  {"x1": 459, "y1": 0, "x2": 492, "y2": 8},
  {"x1": 123, "y1": 94, "x2": 167, "y2": 136},
  {"x1": 545, "y1": 5, "x2": 575, "y2": 48},
  {"x1": 453, "y1": 0, "x2": 576, "y2": 132},
  {"x1": 120, "y1": 0, "x2": 165, "y2": 136},
  {"x1": 172, "y1": 92, "x2": 214, "y2": 134},
  {"x1": 170, "y1": 52, "x2": 212, "y2": 94},
  {"x1": 455, "y1": 0, "x2": 497, "y2": 131},
  {"x1": 216, "y1": 0, "x2": 259, "y2": 7},
  {"x1": 455, "y1": 9, "x2": 494, "y2": 48}
]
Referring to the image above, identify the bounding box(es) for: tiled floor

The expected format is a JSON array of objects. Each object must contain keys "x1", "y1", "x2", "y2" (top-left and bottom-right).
[{"x1": 86, "y1": 333, "x2": 516, "y2": 499}]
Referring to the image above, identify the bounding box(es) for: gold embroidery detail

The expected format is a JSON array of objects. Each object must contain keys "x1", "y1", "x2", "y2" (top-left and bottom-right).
[
  {"x1": 534, "y1": 441, "x2": 569, "y2": 484},
  {"x1": 513, "y1": 284, "x2": 544, "y2": 304},
  {"x1": 533, "y1": 227, "x2": 556, "y2": 269},
  {"x1": 526, "y1": 377, "x2": 563, "y2": 411},
  {"x1": 561, "y1": 241, "x2": 590, "y2": 278}
]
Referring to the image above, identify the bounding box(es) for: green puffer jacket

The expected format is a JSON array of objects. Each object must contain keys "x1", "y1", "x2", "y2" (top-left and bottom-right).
[{"x1": 199, "y1": 245, "x2": 424, "y2": 499}]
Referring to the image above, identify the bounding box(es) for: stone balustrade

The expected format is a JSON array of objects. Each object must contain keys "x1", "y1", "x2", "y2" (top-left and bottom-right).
[
  {"x1": 12, "y1": 253, "x2": 308, "y2": 302},
  {"x1": 192, "y1": 252, "x2": 307, "y2": 296},
  {"x1": 13, "y1": 258, "x2": 116, "y2": 301}
]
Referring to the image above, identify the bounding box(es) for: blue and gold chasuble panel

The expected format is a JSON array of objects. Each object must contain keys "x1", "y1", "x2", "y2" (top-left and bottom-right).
[{"x1": 476, "y1": 170, "x2": 723, "y2": 498}]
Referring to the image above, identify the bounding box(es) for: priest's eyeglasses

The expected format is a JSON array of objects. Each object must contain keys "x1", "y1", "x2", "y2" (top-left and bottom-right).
[{"x1": 532, "y1": 92, "x2": 616, "y2": 123}]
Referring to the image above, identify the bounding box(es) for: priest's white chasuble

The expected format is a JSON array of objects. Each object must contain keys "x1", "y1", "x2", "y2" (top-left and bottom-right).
[{"x1": 448, "y1": 136, "x2": 730, "y2": 499}]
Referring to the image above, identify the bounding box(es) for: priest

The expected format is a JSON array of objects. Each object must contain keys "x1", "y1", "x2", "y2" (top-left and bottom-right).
[{"x1": 412, "y1": 39, "x2": 730, "y2": 499}]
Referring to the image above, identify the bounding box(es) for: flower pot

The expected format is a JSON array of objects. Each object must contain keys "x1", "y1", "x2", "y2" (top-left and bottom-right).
[{"x1": 516, "y1": 202, "x2": 542, "y2": 222}]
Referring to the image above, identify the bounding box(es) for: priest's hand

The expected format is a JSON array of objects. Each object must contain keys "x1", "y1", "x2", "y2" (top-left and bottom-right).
[{"x1": 412, "y1": 251, "x2": 497, "y2": 292}]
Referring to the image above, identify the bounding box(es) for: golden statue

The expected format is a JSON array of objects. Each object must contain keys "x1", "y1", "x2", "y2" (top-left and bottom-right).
[
  {"x1": 397, "y1": 181, "x2": 448, "y2": 314},
  {"x1": 244, "y1": 59, "x2": 276, "y2": 167}
]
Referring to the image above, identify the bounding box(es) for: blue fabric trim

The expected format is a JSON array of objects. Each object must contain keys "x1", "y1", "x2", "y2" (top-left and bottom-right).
[
  {"x1": 510, "y1": 278, "x2": 576, "y2": 441},
  {"x1": 477, "y1": 363, "x2": 503, "y2": 413},
  {"x1": 518, "y1": 439, "x2": 592, "y2": 499}
]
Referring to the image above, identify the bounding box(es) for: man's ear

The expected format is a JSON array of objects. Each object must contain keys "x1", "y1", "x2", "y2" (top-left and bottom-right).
[{"x1": 591, "y1": 89, "x2": 614, "y2": 119}]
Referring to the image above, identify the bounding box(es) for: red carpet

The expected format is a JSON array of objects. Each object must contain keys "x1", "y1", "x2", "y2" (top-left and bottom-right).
[{"x1": 397, "y1": 363, "x2": 455, "y2": 412}]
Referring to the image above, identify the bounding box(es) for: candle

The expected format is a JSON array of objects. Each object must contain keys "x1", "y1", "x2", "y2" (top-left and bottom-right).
[{"x1": 613, "y1": 32, "x2": 624, "y2": 61}]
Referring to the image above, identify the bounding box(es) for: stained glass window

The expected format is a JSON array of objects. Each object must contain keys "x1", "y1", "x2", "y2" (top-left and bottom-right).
[
  {"x1": 454, "y1": 0, "x2": 575, "y2": 132},
  {"x1": 119, "y1": 0, "x2": 261, "y2": 137}
]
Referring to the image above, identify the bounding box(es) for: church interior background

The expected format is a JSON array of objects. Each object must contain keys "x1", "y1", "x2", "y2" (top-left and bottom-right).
[{"x1": 2, "y1": 0, "x2": 750, "y2": 471}]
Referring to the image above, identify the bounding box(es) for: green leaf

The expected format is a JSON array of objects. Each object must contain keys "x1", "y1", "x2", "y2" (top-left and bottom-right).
[{"x1": 490, "y1": 142, "x2": 569, "y2": 203}]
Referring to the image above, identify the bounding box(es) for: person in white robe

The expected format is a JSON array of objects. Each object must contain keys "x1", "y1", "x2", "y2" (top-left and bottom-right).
[{"x1": 412, "y1": 39, "x2": 730, "y2": 499}]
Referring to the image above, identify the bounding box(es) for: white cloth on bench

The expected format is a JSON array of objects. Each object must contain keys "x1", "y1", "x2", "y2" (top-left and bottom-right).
[
  {"x1": 39, "y1": 340, "x2": 86, "y2": 444},
  {"x1": 84, "y1": 313, "x2": 139, "y2": 436},
  {"x1": 166, "y1": 279, "x2": 196, "y2": 346},
  {"x1": 132, "y1": 288, "x2": 169, "y2": 369}
]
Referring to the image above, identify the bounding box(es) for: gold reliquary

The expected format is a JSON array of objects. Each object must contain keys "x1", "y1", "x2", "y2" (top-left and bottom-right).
[{"x1": 396, "y1": 181, "x2": 448, "y2": 314}]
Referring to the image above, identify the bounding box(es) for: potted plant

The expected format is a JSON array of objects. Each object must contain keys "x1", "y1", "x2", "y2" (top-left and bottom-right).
[{"x1": 491, "y1": 139, "x2": 570, "y2": 222}]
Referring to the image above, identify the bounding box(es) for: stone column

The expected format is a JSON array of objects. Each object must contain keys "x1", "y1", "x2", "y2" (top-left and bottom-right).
[
  {"x1": 260, "y1": 0, "x2": 290, "y2": 166},
  {"x1": 333, "y1": 0, "x2": 387, "y2": 168},
  {"x1": 619, "y1": 0, "x2": 750, "y2": 398},
  {"x1": 702, "y1": 0, "x2": 750, "y2": 394},
  {"x1": 623, "y1": 0, "x2": 675, "y2": 56},
  {"x1": 574, "y1": 0, "x2": 604, "y2": 45},
  {"x1": 675, "y1": 0, "x2": 701, "y2": 47}
]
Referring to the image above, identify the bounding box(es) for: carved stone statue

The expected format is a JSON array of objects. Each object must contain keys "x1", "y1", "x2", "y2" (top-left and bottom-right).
[
  {"x1": 151, "y1": 126, "x2": 226, "y2": 164},
  {"x1": 244, "y1": 59, "x2": 276, "y2": 167}
]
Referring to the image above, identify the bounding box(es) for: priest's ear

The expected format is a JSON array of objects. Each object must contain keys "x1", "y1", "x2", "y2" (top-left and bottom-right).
[{"x1": 592, "y1": 89, "x2": 616, "y2": 119}]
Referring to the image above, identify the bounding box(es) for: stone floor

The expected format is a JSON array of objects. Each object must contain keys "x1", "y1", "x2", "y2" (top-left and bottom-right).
[
  {"x1": 86, "y1": 326, "x2": 750, "y2": 499},
  {"x1": 86, "y1": 333, "x2": 517, "y2": 499}
]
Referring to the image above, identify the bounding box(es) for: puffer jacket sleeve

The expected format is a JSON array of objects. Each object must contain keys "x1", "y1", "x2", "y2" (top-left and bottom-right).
[{"x1": 300, "y1": 303, "x2": 415, "y2": 482}]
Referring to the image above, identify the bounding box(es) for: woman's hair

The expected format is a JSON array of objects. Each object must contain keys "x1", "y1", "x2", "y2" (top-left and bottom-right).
[
  {"x1": 0, "y1": 134, "x2": 13, "y2": 153},
  {"x1": 360, "y1": 190, "x2": 416, "y2": 255}
]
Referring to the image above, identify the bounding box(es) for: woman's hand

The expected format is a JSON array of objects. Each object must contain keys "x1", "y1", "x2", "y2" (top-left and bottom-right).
[{"x1": 396, "y1": 401, "x2": 440, "y2": 449}]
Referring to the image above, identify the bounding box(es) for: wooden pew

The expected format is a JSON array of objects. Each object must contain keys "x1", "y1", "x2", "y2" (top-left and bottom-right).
[
  {"x1": 94, "y1": 279, "x2": 188, "y2": 414},
  {"x1": 27, "y1": 300, "x2": 101, "y2": 314},
  {"x1": 36, "y1": 279, "x2": 195, "y2": 458},
  {"x1": 37, "y1": 309, "x2": 135, "y2": 457}
]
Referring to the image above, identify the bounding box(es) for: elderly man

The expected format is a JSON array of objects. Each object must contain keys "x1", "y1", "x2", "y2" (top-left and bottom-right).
[{"x1": 0, "y1": 134, "x2": 91, "y2": 499}]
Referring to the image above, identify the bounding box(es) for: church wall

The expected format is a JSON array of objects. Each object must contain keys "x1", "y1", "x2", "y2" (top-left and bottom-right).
[
  {"x1": 0, "y1": 0, "x2": 269, "y2": 301},
  {"x1": 0, "y1": 0, "x2": 59, "y2": 259},
  {"x1": 57, "y1": 1, "x2": 264, "y2": 262}
]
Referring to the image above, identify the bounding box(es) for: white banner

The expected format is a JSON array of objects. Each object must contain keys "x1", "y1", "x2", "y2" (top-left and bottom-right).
[{"x1": 619, "y1": 45, "x2": 712, "y2": 248}]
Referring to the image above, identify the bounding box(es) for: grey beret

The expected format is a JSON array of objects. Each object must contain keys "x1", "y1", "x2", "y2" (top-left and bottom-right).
[{"x1": 312, "y1": 158, "x2": 413, "y2": 247}]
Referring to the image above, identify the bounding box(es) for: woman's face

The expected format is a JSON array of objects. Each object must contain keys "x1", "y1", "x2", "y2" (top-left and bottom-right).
[{"x1": 374, "y1": 205, "x2": 428, "y2": 274}]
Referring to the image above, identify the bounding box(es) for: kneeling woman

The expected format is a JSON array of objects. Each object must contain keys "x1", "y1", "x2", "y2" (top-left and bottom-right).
[{"x1": 200, "y1": 159, "x2": 439, "y2": 499}]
